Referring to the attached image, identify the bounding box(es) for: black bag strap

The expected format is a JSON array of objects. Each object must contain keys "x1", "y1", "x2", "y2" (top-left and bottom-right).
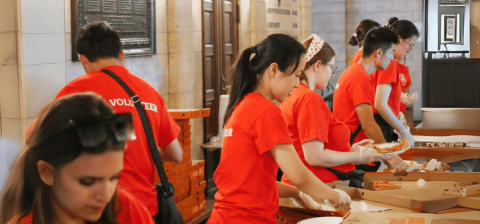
[
  {"x1": 350, "y1": 124, "x2": 362, "y2": 145},
  {"x1": 102, "y1": 69, "x2": 172, "y2": 196}
]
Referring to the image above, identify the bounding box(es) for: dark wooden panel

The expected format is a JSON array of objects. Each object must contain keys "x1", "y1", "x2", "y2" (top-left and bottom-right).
[
  {"x1": 204, "y1": 12, "x2": 212, "y2": 44},
  {"x1": 224, "y1": 13, "x2": 231, "y2": 43},
  {"x1": 205, "y1": 57, "x2": 213, "y2": 89},
  {"x1": 453, "y1": 62, "x2": 477, "y2": 107},
  {"x1": 427, "y1": 63, "x2": 454, "y2": 107}
]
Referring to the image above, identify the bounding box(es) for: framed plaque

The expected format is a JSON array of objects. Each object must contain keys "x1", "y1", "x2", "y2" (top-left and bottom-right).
[
  {"x1": 444, "y1": 15, "x2": 456, "y2": 42},
  {"x1": 71, "y1": 0, "x2": 155, "y2": 61}
]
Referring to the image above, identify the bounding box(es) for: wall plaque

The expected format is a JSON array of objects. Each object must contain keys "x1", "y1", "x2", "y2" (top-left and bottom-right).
[{"x1": 72, "y1": 0, "x2": 155, "y2": 60}]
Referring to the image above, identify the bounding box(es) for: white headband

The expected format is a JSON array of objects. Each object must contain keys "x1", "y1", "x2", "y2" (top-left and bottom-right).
[{"x1": 305, "y1": 34, "x2": 325, "y2": 62}]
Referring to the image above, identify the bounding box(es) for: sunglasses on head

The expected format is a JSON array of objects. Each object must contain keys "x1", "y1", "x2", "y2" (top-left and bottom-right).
[
  {"x1": 71, "y1": 113, "x2": 136, "y2": 147},
  {"x1": 39, "y1": 113, "x2": 136, "y2": 148}
]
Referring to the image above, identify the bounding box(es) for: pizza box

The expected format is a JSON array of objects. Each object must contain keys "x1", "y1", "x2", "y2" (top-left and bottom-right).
[
  {"x1": 343, "y1": 210, "x2": 480, "y2": 224},
  {"x1": 364, "y1": 172, "x2": 480, "y2": 196}
]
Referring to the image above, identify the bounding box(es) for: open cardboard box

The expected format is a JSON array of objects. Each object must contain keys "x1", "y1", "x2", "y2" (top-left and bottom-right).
[
  {"x1": 343, "y1": 211, "x2": 480, "y2": 224},
  {"x1": 364, "y1": 172, "x2": 480, "y2": 197}
]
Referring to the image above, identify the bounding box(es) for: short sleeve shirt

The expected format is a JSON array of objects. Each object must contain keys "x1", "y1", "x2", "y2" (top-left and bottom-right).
[
  {"x1": 398, "y1": 64, "x2": 412, "y2": 113},
  {"x1": 54, "y1": 65, "x2": 180, "y2": 215},
  {"x1": 280, "y1": 84, "x2": 354, "y2": 184},
  {"x1": 209, "y1": 92, "x2": 291, "y2": 224},
  {"x1": 351, "y1": 50, "x2": 363, "y2": 65},
  {"x1": 370, "y1": 60, "x2": 402, "y2": 116},
  {"x1": 333, "y1": 63, "x2": 375, "y2": 144}
]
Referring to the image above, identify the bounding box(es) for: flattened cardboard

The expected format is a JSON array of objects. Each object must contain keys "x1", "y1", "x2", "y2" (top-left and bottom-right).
[
  {"x1": 343, "y1": 211, "x2": 480, "y2": 224},
  {"x1": 364, "y1": 172, "x2": 480, "y2": 193}
]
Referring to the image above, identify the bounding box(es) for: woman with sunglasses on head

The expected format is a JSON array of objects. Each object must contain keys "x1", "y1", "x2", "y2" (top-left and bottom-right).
[
  {"x1": 371, "y1": 17, "x2": 419, "y2": 146},
  {"x1": 0, "y1": 92, "x2": 154, "y2": 224},
  {"x1": 349, "y1": 19, "x2": 381, "y2": 65},
  {"x1": 208, "y1": 34, "x2": 351, "y2": 224},
  {"x1": 279, "y1": 35, "x2": 385, "y2": 188}
]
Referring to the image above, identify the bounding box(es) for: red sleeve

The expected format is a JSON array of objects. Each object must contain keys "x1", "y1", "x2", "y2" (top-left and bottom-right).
[
  {"x1": 116, "y1": 189, "x2": 155, "y2": 224},
  {"x1": 295, "y1": 99, "x2": 329, "y2": 144},
  {"x1": 350, "y1": 73, "x2": 374, "y2": 107},
  {"x1": 155, "y1": 96, "x2": 181, "y2": 148},
  {"x1": 253, "y1": 107, "x2": 292, "y2": 154},
  {"x1": 376, "y1": 61, "x2": 398, "y2": 85}
]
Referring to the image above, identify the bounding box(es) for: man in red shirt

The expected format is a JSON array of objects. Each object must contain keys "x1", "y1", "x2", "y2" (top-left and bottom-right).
[
  {"x1": 333, "y1": 27, "x2": 399, "y2": 146},
  {"x1": 48, "y1": 22, "x2": 182, "y2": 221}
]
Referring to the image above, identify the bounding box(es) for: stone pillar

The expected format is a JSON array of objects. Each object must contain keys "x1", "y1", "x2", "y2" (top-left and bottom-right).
[
  {"x1": 166, "y1": 0, "x2": 204, "y2": 159},
  {"x1": 0, "y1": 0, "x2": 23, "y2": 188}
]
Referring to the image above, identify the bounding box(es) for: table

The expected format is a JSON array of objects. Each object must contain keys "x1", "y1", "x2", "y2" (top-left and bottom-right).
[
  {"x1": 201, "y1": 143, "x2": 222, "y2": 198},
  {"x1": 188, "y1": 199, "x2": 215, "y2": 224}
]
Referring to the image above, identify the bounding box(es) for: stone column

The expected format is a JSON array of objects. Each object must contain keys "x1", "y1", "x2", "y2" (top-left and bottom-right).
[{"x1": 167, "y1": 0, "x2": 204, "y2": 159}]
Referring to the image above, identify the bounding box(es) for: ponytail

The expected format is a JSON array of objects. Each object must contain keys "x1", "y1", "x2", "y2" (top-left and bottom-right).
[
  {"x1": 348, "y1": 33, "x2": 360, "y2": 46},
  {"x1": 223, "y1": 47, "x2": 257, "y2": 126},
  {"x1": 349, "y1": 19, "x2": 380, "y2": 48}
]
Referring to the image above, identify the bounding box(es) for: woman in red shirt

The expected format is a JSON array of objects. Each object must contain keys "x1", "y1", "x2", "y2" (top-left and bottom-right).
[
  {"x1": 208, "y1": 34, "x2": 351, "y2": 224},
  {"x1": 1, "y1": 93, "x2": 154, "y2": 224},
  {"x1": 280, "y1": 35, "x2": 385, "y2": 188},
  {"x1": 371, "y1": 17, "x2": 419, "y2": 146},
  {"x1": 349, "y1": 19, "x2": 380, "y2": 65}
]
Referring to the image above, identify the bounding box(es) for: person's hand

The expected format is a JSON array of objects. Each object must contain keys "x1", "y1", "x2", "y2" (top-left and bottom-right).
[
  {"x1": 400, "y1": 129, "x2": 415, "y2": 148},
  {"x1": 325, "y1": 189, "x2": 351, "y2": 208},
  {"x1": 383, "y1": 155, "x2": 407, "y2": 172},
  {"x1": 354, "y1": 146, "x2": 387, "y2": 164},
  {"x1": 400, "y1": 91, "x2": 418, "y2": 105},
  {"x1": 291, "y1": 191, "x2": 322, "y2": 209},
  {"x1": 352, "y1": 139, "x2": 374, "y2": 150}
]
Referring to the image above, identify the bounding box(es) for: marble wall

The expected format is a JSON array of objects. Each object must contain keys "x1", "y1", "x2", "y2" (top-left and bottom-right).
[
  {"x1": 0, "y1": 0, "x2": 22, "y2": 189},
  {"x1": 240, "y1": 0, "x2": 312, "y2": 51},
  {"x1": 312, "y1": 0, "x2": 424, "y2": 121}
]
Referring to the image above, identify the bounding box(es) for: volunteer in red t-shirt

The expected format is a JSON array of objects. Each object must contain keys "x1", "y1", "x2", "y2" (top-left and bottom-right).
[
  {"x1": 1, "y1": 93, "x2": 154, "y2": 224},
  {"x1": 333, "y1": 27, "x2": 399, "y2": 146},
  {"x1": 280, "y1": 35, "x2": 384, "y2": 188},
  {"x1": 208, "y1": 34, "x2": 351, "y2": 224},
  {"x1": 349, "y1": 19, "x2": 380, "y2": 65},
  {"x1": 371, "y1": 17, "x2": 419, "y2": 146},
  {"x1": 25, "y1": 22, "x2": 182, "y2": 221}
]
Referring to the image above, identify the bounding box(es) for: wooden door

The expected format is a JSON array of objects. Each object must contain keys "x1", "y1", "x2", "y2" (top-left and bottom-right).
[{"x1": 202, "y1": 0, "x2": 238, "y2": 142}]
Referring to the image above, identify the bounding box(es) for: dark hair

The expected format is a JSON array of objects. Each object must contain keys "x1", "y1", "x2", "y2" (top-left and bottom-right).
[
  {"x1": 385, "y1": 17, "x2": 419, "y2": 40},
  {"x1": 362, "y1": 27, "x2": 399, "y2": 57},
  {"x1": 1, "y1": 92, "x2": 124, "y2": 224},
  {"x1": 76, "y1": 21, "x2": 122, "y2": 62},
  {"x1": 349, "y1": 19, "x2": 380, "y2": 47},
  {"x1": 223, "y1": 34, "x2": 306, "y2": 125},
  {"x1": 300, "y1": 36, "x2": 336, "y2": 84}
]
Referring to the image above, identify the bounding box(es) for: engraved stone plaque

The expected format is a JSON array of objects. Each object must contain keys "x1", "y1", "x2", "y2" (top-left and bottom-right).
[{"x1": 72, "y1": 0, "x2": 155, "y2": 60}]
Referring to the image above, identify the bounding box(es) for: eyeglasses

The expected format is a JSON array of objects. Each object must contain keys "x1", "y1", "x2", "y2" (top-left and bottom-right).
[
  {"x1": 39, "y1": 113, "x2": 136, "y2": 148},
  {"x1": 405, "y1": 40, "x2": 415, "y2": 52},
  {"x1": 329, "y1": 64, "x2": 337, "y2": 76}
]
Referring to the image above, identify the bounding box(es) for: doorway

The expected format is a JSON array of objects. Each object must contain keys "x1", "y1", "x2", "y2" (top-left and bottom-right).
[{"x1": 202, "y1": 0, "x2": 239, "y2": 142}]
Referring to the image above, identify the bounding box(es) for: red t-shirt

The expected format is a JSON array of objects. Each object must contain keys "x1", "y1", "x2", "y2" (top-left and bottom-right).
[
  {"x1": 398, "y1": 64, "x2": 412, "y2": 113},
  {"x1": 208, "y1": 92, "x2": 292, "y2": 224},
  {"x1": 351, "y1": 50, "x2": 362, "y2": 65},
  {"x1": 370, "y1": 60, "x2": 402, "y2": 117},
  {"x1": 53, "y1": 65, "x2": 180, "y2": 215},
  {"x1": 333, "y1": 63, "x2": 375, "y2": 144},
  {"x1": 280, "y1": 84, "x2": 354, "y2": 184},
  {"x1": 8, "y1": 189, "x2": 154, "y2": 224}
]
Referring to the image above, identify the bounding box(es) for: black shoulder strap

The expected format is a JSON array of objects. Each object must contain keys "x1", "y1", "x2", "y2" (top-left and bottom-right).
[
  {"x1": 102, "y1": 69, "x2": 172, "y2": 195},
  {"x1": 350, "y1": 124, "x2": 362, "y2": 145}
]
